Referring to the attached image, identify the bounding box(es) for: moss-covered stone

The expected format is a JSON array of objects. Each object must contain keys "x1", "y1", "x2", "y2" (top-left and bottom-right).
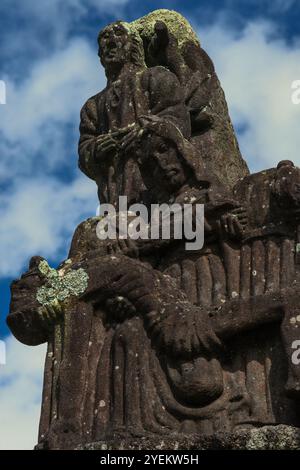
[
  {"x1": 36, "y1": 260, "x2": 89, "y2": 308},
  {"x1": 130, "y1": 9, "x2": 200, "y2": 49}
]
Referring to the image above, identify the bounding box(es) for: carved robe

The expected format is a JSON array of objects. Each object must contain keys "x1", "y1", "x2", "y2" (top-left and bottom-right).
[{"x1": 78, "y1": 63, "x2": 190, "y2": 207}]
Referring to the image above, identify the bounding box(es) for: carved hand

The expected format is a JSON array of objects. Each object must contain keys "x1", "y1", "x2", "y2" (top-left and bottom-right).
[
  {"x1": 119, "y1": 124, "x2": 140, "y2": 153},
  {"x1": 218, "y1": 206, "x2": 248, "y2": 239},
  {"x1": 8, "y1": 256, "x2": 59, "y2": 345},
  {"x1": 83, "y1": 255, "x2": 159, "y2": 310},
  {"x1": 95, "y1": 133, "x2": 119, "y2": 161},
  {"x1": 106, "y1": 238, "x2": 139, "y2": 258}
]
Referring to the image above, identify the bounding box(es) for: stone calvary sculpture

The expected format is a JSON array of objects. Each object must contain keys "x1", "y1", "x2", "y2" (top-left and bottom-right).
[{"x1": 7, "y1": 10, "x2": 300, "y2": 450}]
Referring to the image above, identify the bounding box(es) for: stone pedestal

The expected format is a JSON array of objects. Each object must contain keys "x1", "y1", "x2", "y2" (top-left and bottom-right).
[{"x1": 78, "y1": 425, "x2": 300, "y2": 451}]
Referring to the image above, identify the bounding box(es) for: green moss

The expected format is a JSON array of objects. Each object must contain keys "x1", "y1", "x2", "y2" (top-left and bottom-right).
[
  {"x1": 36, "y1": 260, "x2": 89, "y2": 308},
  {"x1": 130, "y1": 9, "x2": 200, "y2": 49}
]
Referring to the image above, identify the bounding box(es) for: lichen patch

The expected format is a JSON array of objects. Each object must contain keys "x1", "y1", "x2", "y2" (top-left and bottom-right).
[
  {"x1": 130, "y1": 9, "x2": 200, "y2": 49},
  {"x1": 36, "y1": 260, "x2": 89, "y2": 307}
]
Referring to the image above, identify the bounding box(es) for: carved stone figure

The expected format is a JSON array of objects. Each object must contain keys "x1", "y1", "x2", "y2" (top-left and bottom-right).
[
  {"x1": 131, "y1": 10, "x2": 249, "y2": 189},
  {"x1": 7, "y1": 10, "x2": 300, "y2": 450},
  {"x1": 79, "y1": 18, "x2": 190, "y2": 207}
]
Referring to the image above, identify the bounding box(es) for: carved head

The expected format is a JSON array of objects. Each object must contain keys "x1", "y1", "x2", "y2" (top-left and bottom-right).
[
  {"x1": 98, "y1": 21, "x2": 145, "y2": 74},
  {"x1": 137, "y1": 119, "x2": 209, "y2": 199},
  {"x1": 272, "y1": 160, "x2": 300, "y2": 211},
  {"x1": 138, "y1": 133, "x2": 188, "y2": 195}
]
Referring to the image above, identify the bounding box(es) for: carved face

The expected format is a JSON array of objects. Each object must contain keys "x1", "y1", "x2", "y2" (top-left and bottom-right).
[
  {"x1": 98, "y1": 23, "x2": 131, "y2": 69},
  {"x1": 139, "y1": 135, "x2": 188, "y2": 195}
]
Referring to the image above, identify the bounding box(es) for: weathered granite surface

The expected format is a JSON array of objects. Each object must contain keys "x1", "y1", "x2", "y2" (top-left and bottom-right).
[{"x1": 78, "y1": 425, "x2": 300, "y2": 451}]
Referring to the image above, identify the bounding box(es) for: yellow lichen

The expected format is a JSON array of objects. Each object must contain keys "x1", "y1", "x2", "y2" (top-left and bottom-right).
[{"x1": 130, "y1": 9, "x2": 200, "y2": 49}]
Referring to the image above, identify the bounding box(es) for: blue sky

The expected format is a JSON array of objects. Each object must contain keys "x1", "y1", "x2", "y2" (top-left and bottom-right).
[{"x1": 1, "y1": 0, "x2": 300, "y2": 449}]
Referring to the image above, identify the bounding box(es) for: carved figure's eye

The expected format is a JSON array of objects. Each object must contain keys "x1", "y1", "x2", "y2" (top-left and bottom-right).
[{"x1": 158, "y1": 143, "x2": 168, "y2": 153}]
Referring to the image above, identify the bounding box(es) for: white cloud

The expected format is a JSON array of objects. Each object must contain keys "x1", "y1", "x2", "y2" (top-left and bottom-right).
[
  {"x1": 2, "y1": 39, "x2": 100, "y2": 139},
  {"x1": 6, "y1": 0, "x2": 130, "y2": 17},
  {"x1": 1, "y1": 0, "x2": 130, "y2": 54},
  {"x1": 0, "y1": 38, "x2": 103, "y2": 181},
  {"x1": 200, "y1": 0, "x2": 296, "y2": 14},
  {"x1": 0, "y1": 33, "x2": 104, "y2": 278},
  {"x1": 200, "y1": 20, "x2": 300, "y2": 172},
  {"x1": 0, "y1": 335, "x2": 46, "y2": 450},
  {"x1": 0, "y1": 36, "x2": 100, "y2": 278},
  {"x1": 0, "y1": 174, "x2": 98, "y2": 277}
]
